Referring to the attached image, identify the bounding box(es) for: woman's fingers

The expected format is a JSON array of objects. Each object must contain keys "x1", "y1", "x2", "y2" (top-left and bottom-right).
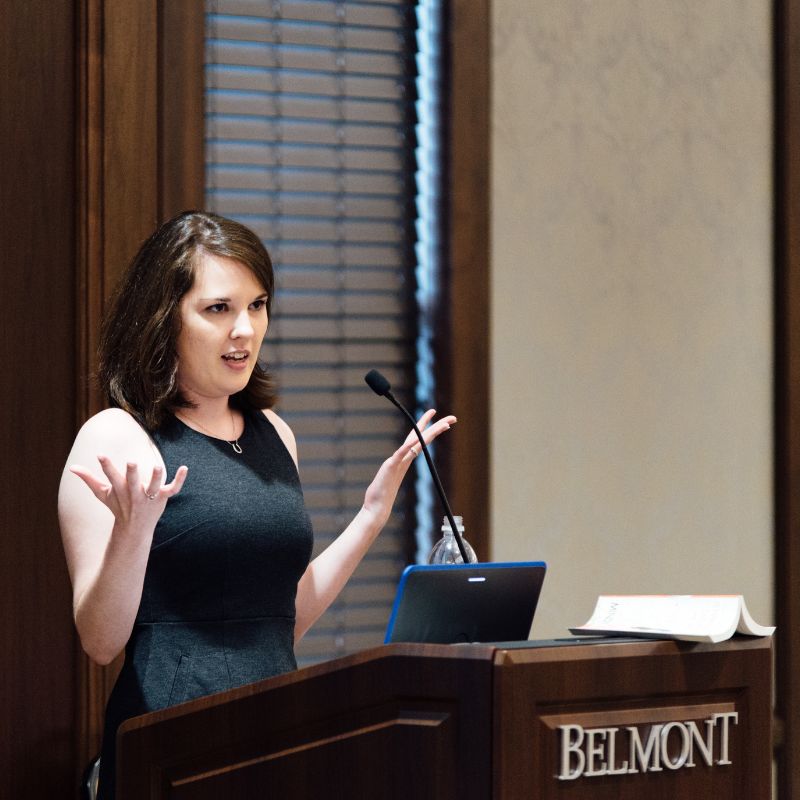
[
  {"x1": 415, "y1": 409, "x2": 437, "y2": 431},
  {"x1": 401, "y1": 410, "x2": 438, "y2": 449},
  {"x1": 97, "y1": 455, "x2": 128, "y2": 498},
  {"x1": 422, "y1": 415, "x2": 456, "y2": 445},
  {"x1": 126, "y1": 461, "x2": 141, "y2": 495},
  {"x1": 143, "y1": 465, "x2": 164, "y2": 499},
  {"x1": 163, "y1": 465, "x2": 189, "y2": 496},
  {"x1": 399, "y1": 411, "x2": 456, "y2": 460},
  {"x1": 69, "y1": 465, "x2": 111, "y2": 499},
  {"x1": 70, "y1": 459, "x2": 188, "y2": 507},
  {"x1": 143, "y1": 464, "x2": 188, "y2": 500}
]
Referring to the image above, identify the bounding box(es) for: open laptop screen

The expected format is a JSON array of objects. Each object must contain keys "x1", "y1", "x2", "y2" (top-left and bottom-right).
[{"x1": 384, "y1": 561, "x2": 547, "y2": 645}]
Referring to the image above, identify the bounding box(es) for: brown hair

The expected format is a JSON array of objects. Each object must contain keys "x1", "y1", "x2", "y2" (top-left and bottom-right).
[{"x1": 98, "y1": 210, "x2": 277, "y2": 430}]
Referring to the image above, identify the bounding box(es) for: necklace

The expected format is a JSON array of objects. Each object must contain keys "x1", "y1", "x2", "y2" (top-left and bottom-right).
[{"x1": 178, "y1": 407, "x2": 243, "y2": 454}]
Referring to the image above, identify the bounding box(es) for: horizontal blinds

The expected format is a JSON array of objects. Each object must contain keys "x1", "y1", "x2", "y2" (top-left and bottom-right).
[{"x1": 205, "y1": 0, "x2": 419, "y2": 665}]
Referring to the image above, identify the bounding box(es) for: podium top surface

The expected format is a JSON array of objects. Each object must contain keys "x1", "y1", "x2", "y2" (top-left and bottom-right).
[
  {"x1": 118, "y1": 634, "x2": 772, "y2": 737},
  {"x1": 374, "y1": 633, "x2": 772, "y2": 658}
]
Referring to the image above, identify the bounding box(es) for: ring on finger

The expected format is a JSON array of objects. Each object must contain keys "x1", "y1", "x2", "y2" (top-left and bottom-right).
[
  {"x1": 410, "y1": 445, "x2": 419, "y2": 458},
  {"x1": 145, "y1": 490, "x2": 159, "y2": 500}
]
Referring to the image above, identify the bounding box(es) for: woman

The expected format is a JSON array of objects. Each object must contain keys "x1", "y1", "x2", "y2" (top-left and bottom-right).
[{"x1": 58, "y1": 211, "x2": 455, "y2": 798}]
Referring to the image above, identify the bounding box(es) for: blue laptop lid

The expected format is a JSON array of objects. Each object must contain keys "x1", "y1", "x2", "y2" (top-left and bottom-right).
[{"x1": 384, "y1": 561, "x2": 547, "y2": 645}]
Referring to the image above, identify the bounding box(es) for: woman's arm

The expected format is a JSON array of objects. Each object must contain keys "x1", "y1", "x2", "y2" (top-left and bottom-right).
[
  {"x1": 293, "y1": 409, "x2": 455, "y2": 641},
  {"x1": 57, "y1": 409, "x2": 187, "y2": 664}
]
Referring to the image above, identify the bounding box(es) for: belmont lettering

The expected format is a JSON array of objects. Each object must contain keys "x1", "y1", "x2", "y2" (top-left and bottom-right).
[{"x1": 557, "y1": 712, "x2": 738, "y2": 780}]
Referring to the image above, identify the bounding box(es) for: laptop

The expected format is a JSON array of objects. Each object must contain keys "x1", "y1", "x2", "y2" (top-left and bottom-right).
[{"x1": 384, "y1": 561, "x2": 547, "y2": 645}]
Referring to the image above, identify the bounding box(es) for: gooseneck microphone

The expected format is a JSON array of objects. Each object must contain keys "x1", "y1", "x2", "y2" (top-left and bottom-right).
[{"x1": 364, "y1": 369, "x2": 473, "y2": 563}]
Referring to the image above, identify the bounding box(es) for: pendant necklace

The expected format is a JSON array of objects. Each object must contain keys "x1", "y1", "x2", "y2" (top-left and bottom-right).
[{"x1": 179, "y1": 408, "x2": 243, "y2": 454}]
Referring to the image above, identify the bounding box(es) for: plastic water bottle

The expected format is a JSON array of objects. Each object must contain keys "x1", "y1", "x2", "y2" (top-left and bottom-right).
[{"x1": 427, "y1": 515, "x2": 477, "y2": 564}]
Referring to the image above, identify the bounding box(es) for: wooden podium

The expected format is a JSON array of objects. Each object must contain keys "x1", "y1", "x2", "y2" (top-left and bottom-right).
[{"x1": 116, "y1": 636, "x2": 771, "y2": 799}]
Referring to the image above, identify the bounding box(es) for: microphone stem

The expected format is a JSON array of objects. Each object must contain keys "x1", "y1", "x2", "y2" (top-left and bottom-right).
[{"x1": 385, "y1": 392, "x2": 472, "y2": 563}]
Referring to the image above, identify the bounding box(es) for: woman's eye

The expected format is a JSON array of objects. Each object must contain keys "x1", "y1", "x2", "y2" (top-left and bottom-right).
[
  {"x1": 207, "y1": 303, "x2": 227, "y2": 313},
  {"x1": 250, "y1": 299, "x2": 266, "y2": 311}
]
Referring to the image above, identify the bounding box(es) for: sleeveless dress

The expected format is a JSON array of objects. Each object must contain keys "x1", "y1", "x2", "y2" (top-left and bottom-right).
[{"x1": 97, "y1": 408, "x2": 314, "y2": 799}]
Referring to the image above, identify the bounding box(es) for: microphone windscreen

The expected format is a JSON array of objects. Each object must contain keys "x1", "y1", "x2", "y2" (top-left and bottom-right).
[{"x1": 364, "y1": 369, "x2": 391, "y2": 396}]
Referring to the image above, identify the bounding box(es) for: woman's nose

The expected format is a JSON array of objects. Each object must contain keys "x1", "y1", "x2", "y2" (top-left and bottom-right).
[{"x1": 231, "y1": 310, "x2": 254, "y2": 338}]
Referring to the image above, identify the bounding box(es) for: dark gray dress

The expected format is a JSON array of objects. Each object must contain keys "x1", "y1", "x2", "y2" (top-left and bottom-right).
[{"x1": 97, "y1": 408, "x2": 314, "y2": 799}]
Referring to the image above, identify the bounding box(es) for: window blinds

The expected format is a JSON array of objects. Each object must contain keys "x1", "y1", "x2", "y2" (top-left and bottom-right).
[{"x1": 205, "y1": 0, "x2": 420, "y2": 663}]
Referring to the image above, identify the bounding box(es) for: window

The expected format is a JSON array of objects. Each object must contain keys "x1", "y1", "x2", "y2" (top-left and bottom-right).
[{"x1": 205, "y1": 0, "x2": 443, "y2": 662}]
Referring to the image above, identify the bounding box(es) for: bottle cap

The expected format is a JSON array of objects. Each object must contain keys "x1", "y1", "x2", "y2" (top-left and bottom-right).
[{"x1": 441, "y1": 515, "x2": 464, "y2": 532}]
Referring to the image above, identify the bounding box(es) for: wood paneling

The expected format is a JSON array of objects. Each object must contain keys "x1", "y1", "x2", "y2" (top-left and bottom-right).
[
  {"x1": 103, "y1": 0, "x2": 160, "y2": 281},
  {"x1": 117, "y1": 643, "x2": 495, "y2": 799},
  {"x1": 774, "y1": 1, "x2": 800, "y2": 796},
  {"x1": 493, "y1": 638, "x2": 772, "y2": 799},
  {"x1": 77, "y1": 0, "x2": 106, "y2": 421},
  {"x1": 75, "y1": 0, "x2": 162, "y2": 769},
  {"x1": 0, "y1": 0, "x2": 79, "y2": 795},
  {"x1": 0, "y1": 2, "x2": 208, "y2": 793},
  {"x1": 159, "y1": 0, "x2": 205, "y2": 219},
  {"x1": 74, "y1": 0, "x2": 207, "y2": 769},
  {"x1": 439, "y1": 0, "x2": 491, "y2": 560}
]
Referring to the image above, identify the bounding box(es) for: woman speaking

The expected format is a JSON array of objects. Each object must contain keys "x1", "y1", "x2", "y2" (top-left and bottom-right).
[{"x1": 58, "y1": 210, "x2": 455, "y2": 798}]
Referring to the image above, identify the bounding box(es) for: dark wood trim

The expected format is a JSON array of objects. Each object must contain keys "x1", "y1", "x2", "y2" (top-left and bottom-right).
[
  {"x1": 75, "y1": 0, "x2": 107, "y2": 772},
  {"x1": 76, "y1": 0, "x2": 105, "y2": 421},
  {"x1": 159, "y1": 0, "x2": 206, "y2": 219},
  {"x1": 76, "y1": 0, "x2": 162, "y2": 767},
  {"x1": 103, "y1": 0, "x2": 160, "y2": 279},
  {"x1": 774, "y1": 1, "x2": 800, "y2": 796},
  {"x1": 74, "y1": 0, "x2": 207, "y2": 770},
  {"x1": 440, "y1": 0, "x2": 491, "y2": 560}
]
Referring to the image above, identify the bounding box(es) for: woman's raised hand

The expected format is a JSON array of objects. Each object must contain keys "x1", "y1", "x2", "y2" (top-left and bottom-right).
[
  {"x1": 69, "y1": 457, "x2": 188, "y2": 529},
  {"x1": 294, "y1": 408, "x2": 455, "y2": 640},
  {"x1": 362, "y1": 409, "x2": 456, "y2": 528}
]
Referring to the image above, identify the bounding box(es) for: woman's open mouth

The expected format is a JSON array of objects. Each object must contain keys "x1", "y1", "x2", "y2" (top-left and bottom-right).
[{"x1": 222, "y1": 351, "x2": 250, "y2": 369}]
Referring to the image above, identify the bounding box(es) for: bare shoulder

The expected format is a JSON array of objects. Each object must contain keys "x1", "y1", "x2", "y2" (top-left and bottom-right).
[
  {"x1": 77, "y1": 407, "x2": 148, "y2": 441},
  {"x1": 262, "y1": 408, "x2": 299, "y2": 465},
  {"x1": 58, "y1": 409, "x2": 161, "y2": 574},
  {"x1": 66, "y1": 408, "x2": 163, "y2": 478}
]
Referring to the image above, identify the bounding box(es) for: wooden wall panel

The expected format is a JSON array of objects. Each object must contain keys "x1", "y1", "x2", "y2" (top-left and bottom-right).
[
  {"x1": 159, "y1": 0, "x2": 206, "y2": 219},
  {"x1": 439, "y1": 0, "x2": 491, "y2": 560},
  {"x1": 75, "y1": 0, "x2": 162, "y2": 769},
  {"x1": 774, "y1": 1, "x2": 800, "y2": 795},
  {"x1": 103, "y1": 0, "x2": 160, "y2": 283},
  {"x1": 0, "y1": 0, "x2": 79, "y2": 796},
  {"x1": 75, "y1": 0, "x2": 207, "y2": 769},
  {"x1": 0, "y1": 1, "x2": 206, "y2": 792}
]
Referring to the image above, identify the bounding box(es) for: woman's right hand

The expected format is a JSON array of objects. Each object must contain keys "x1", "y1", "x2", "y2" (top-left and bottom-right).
[
  {"x1": 58, "y1": 408, "x2": 189, "y2": 664},
  {"x1": 69, "y1": 458, "x2": 188, "y2": 530}
]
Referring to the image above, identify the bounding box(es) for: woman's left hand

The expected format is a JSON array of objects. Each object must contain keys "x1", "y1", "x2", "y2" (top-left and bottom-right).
[
  {"x1": 295, "y1": 408, "x2": 456, "y2": 641},
  {"x1": 362, "y1": 409, "x2": 456, "y2": 528}
]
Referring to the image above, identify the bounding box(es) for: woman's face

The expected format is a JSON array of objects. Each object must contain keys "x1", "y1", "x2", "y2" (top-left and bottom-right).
[{"x1": 175, "y1": 252, "x2": 269, "y2": 404}]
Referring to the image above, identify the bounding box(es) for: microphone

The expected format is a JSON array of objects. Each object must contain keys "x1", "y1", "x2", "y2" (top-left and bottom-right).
[{"x1": 364, "y1": 369, "x2": 473, "y2": 563}]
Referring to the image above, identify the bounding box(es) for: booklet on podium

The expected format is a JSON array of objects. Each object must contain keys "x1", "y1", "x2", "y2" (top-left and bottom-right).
[{"x1": 570, "y1": 594, "x2": 775, "y2": 643}]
